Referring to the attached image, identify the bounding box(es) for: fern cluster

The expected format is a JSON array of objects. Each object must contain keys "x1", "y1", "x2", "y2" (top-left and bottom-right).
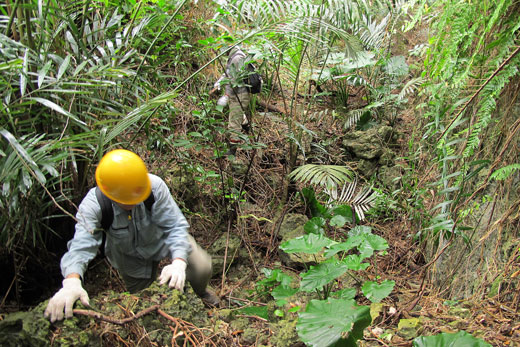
[{"x1": 419, "y1": 0, "x2": 520, "y2": 245}]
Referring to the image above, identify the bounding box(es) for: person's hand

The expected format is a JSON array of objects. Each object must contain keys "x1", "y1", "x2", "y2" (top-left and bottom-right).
[
  {"x1": 217, "y1": 95, "x2": 229, "y2": 107},
  {"x1": 209, "y1": 87, "x2": 220, "y2": 97},
  {"x1": 44, "y1": 278, "x2": 90, "y2": 322},
  {"x1": 159, "y1": 259, "x2": 187, "y2": 292}
]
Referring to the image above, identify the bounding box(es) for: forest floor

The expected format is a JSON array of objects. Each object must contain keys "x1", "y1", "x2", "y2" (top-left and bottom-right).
[
  {"x1": 2, "y1": 31, "x2": 520, "y2": 347},
  {"x1": 3, "y1": 87, "x2": 518, "y2": 347}
]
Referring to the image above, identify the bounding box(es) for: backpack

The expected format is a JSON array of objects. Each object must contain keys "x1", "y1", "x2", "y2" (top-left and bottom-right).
[
  {"x1": 95, "y1": 187, "x2": 155, "y2": 255},
  {"x1": 244, "y1": 63, "x2": 262, "y2": 94}
]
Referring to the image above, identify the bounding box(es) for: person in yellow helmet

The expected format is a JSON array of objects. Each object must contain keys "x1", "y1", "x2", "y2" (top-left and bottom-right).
[{"x1": 44, "y1": 149, "x2": 219, "y2": 323}]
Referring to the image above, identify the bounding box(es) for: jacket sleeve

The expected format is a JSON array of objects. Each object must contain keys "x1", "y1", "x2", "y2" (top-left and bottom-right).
[
  {"x1": 60, "y1": 188, "x2": 103, "y2": 278},
  {"x1": 149, "y1": 175, "x2": 191, "y2": 261}
]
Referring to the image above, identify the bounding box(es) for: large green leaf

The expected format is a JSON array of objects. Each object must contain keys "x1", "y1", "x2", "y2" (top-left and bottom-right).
[
  {"x1": 343, "y1": 254, "x2": 370, "y2": 271},
  {"x1": 300, "y1": 260, "x2": 349, "y2": 292},
  {"x1": 302, "y1": 187, "x2": 329, "y2": 218},
  {"x1": 348, "y1": 225, "x2": 373, "y2": 236},
  {"x1": 238, "y1": 306, "x2": 269, "y2": 320},
  {"x1": 304, "y1": 217, "x2": 326, "y2": 234},
  {"x1": 330, "y1": 214, "x2": 349, "y2": 228},
  {"x1": 257, "y1": 268, "x2": 294, "y2": 287},
  {"x1": 325, "y1": 233, "x2": 387, "y2": 261},
  {"x1": 331, "y1": 288, "x2": 357, "y2": 300},
  {"x1": 324, "y1": 238, "x2": 362, "y2": 258},
  {"x1": 329, "y1": 205, "x2": 354, "y2": 227},
  {"x1": 337, "y1": 226, "x2": 388, "y2": 258},
  {"x1": 271, "y1": 285, "x2": 299, "y2": 306},
  {"x1": 362, "y1": 280, "x2": 395, "y2": 303},
  {"x1": 297, "y1": 298, "x2": 371, "y2": 347},
  {"x1": 413, "y1": 331, "x2": 492, "y2": 347},
  {"x1": 280, "y1": 233, "x2": 336, "y2": 254},
  {"x1": 357, "y1": 233, "x2": 388, "y2": 258}
]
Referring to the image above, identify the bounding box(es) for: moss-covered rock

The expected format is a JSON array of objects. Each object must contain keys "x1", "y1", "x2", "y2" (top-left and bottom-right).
[
  {"x1": 342, "y1": 125, "x2": 395, "y2": 160},
  {"x1": 9, "y1": 282, "x2": 210, "y2": 346},
  {"x1": 397, "y1": 317, "x2": 424, "y2": 340},
  {"x1": 269, "y1": 318, "x2": 300, "y2": 347},
  {"x1": 0, "y1": 302, "x2": 51, "y2": 347},
  {"x1": 342, "y1": 125, "x2": 397, "y2": 177}
]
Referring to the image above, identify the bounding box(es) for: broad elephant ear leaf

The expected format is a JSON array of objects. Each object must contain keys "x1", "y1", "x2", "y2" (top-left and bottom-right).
[
  {"x1": 300, "y1": 260, "x2": 349, "y2": 292},
  {"x1": 413, "y1": 330, "x2": 492, "y2": 347},
  {"x1": 302, "y1": 187, "x2": 329, "y2": 218},
  {"x1": 304, "y1": 217, "x2": 326, "y2": 234},
  {"x1": 271, "y1": 285, "x2": 299, "y2": 306},
  {"x1": 297, "y1": 298, "x2": 371, "y2": 347},
  {"x1": 362, "y1": 280, "x2": 395, "y2": 303},
  {"x1": 280, "y1": 233, "x2": 336, "y2": 254},
  {"x1": 357, "y1": 233, "x2": 388, "y2": 258}
]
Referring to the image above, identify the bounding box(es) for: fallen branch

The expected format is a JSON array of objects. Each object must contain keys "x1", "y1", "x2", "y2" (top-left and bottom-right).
[
  {"x1": 73, "y1": 305, "x2": 160, "y2": 325},
  {"x1": 256, "y1": 99, "x2": 286, "y2": 114}
]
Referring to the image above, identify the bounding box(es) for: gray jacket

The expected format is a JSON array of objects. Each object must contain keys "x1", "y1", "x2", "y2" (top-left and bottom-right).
[
  {"x1": 215, "y1": 47, "x2": 250, "y2": 96},
  {"x1": 60, "y1": 174, "x2": 191, "y2": 279}
]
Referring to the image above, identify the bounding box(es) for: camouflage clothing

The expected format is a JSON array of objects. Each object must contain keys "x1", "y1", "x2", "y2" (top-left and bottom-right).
[
  {"x1": 215, "y1": 47, "x2": 252, "y2": 142},
  {"x1": 228, "y1": 92, "x2": 250, "y2": 142}
]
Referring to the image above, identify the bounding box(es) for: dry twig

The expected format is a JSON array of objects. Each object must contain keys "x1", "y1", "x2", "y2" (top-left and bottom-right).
[{"x1": 73, "y1": 305, "x2": 160, "y2": 325}]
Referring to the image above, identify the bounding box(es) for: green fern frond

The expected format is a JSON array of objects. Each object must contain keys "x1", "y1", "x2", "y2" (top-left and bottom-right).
[
  {"x1": 490, "y1": 164, "x2": 520, "y2": 181},
  {"x1": 288, "y1": 164, "x2": 353, "y2": 188},
  {"x1": 462, "y1": 57, "x2": 519, "y2": 157}
]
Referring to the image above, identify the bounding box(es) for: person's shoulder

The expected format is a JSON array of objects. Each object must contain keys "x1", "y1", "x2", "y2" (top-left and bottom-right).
[
  {"x1": 148, "y1": 173, "x2": 164, "y2": 186},
  {"x1": 78, "y1": 186, "x2": 101, "y2": 210},
  {"x1": 84, "y1": 187, "x2": 98, "y2": 202},
  {"x1": 229, "y1": 49, "x2": 246, "y2": 62}
]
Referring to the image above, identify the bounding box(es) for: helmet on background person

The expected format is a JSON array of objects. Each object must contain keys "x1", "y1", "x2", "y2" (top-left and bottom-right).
[{"x1": 95, "y1": 149, "x2": 151, "y2": 205}]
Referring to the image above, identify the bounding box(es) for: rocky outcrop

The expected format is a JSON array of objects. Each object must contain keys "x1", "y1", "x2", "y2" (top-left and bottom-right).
[{"x1": 342, "y1": 125, "x2": 397, "y2": 177}]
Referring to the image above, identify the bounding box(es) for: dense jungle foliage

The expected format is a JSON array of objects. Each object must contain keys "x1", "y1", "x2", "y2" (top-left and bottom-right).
[{"x1": 1, "y1": 0, "x2": 519, "y2": 346}]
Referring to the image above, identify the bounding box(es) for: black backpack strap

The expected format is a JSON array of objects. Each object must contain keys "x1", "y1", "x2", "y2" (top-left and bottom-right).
[
  {"x1": 95, "y1": 187, "x2": 113, "y2": 257},
  {"x1": 95, "y1": 187, "x2": 113, "y2": 232},
  {"x1": 143, "y1": 191, "x2": 155, "y2": 212}
]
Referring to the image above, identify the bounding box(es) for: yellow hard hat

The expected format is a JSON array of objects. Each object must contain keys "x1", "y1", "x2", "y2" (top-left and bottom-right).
[{"x1": 95, "y1": 149, "x2": 151, "y2": 205}]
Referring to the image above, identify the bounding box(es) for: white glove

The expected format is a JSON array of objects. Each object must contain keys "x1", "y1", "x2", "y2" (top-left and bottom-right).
[
  {"x1": 217, "y1": 95, "x2": 229, "y2": 107},
  {"x1": 159, "y1": 259, "x2": 187, "y2": 292},
  {"x1": 44, "y1": 277, "x2": 90, "y2": 322}
]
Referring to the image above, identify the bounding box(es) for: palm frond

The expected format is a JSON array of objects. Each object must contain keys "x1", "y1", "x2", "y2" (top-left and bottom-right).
[
  {"x1": 228, "y1": 0, "x2": 384, "y2": 56},
  {"x1": 325, "y1": 178, "x2": 378, "y2": 221},
  {"x1": 398, "y1": 77, "x2": 425, "y2": 100},
  {"x1": 288, "y1": 164, "x2": 354, "y2": 189},
  {"x1": 344, "y1": 109, "x2": 363, "y2": 129}
]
